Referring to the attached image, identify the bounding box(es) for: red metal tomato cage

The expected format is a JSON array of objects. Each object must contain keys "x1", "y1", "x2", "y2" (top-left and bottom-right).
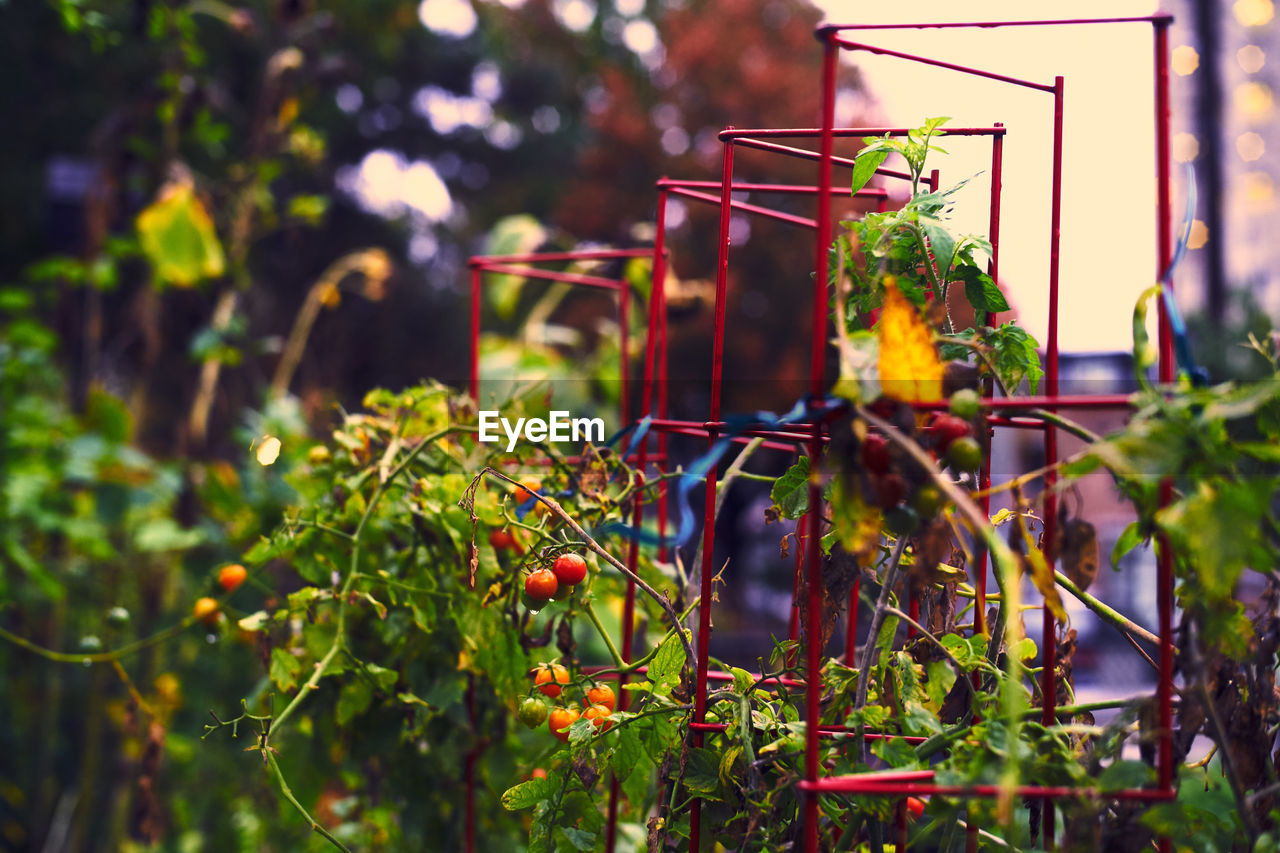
[{"x1": 463, "y1": 13, "x2": 1180, "y2": 853}]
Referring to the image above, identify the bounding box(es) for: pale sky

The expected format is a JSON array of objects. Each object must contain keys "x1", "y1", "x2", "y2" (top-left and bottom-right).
[{"x1": 811, "y1": 0, "x2": 1170, "y2": 352}]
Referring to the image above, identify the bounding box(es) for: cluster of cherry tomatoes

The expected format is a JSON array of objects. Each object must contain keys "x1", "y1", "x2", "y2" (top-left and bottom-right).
[
  {"x1": 518, "y1": 664, "x2": 616, "y2": 742},
  {"x1": 192, "y1": 563, "x2": 249, "y2": 626},
  {"x1": 861, "y1": 389, "x2": 985, "y2": 535}
]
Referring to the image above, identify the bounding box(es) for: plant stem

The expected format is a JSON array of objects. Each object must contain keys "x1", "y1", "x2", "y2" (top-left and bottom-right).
[
  {"x1": 266, "y1": 751, "x2": 353, "y2": 853},
  {"x1": 0, "y1": 616, "x2": 196, "y2": 664},
  {"x1": 583, "y1": 597, "x2": 625, "y2": 668},
  {"x1": 853, "y1": 535, "x2": 910, "y2": 762},
  {"x1": 1054, "y1": 570, "x2": 1159, "y2": 648},
  {"x1": 467, "y1": 468, "x2": 696, "y2": 674}
]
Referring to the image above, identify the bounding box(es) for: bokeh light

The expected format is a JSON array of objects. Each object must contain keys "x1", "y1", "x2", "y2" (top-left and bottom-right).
[
  {"x1": 1238, "y1": 44, "x2": 1267, "y2": 73},
  {"x1": 1172, "y1": 44, "x2": 1200, "y2": 76},
  {"x1": 1237, "y1": 131, "x2": 1267, "y2": 161},
  {"x1": 1234, "y1": 0, "x2": 1275, "y2": 27},
  {"x1": 1173, "y1": 132, "x2": 1200, "y2": 163}
]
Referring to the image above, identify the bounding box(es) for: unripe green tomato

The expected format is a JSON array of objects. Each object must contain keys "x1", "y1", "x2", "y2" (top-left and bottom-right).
[
  {"x1": 549, "y1": 582, "x2": 574, "y2": 602},
  {"x1": 910, "y1": 484, "x2": 945, "y2": 519},
  {"x1": 948, "y1": 388, "x2": 981, "y2": 420},
  {"x1": 518, "y1": 697, "x2": 549, "y2": 728},
  {"x1": 106, "y1": 606, "x2": 131, "y2": 628},
  {"x1": 1254, "y1": 833, "x2": 1277, "y2": 853},
  {"x1": 520, "y1": 589, "x2": 545, "y2": 613},
  {"x1": 945, "y1": 436, "x2": 984, "y2": 472},
  {"x1": 79, "y1": 635, "x2": 103, "y2": 652},
  {"x1": 885, "y1": 506, "x2": 920, "y2": 537}
]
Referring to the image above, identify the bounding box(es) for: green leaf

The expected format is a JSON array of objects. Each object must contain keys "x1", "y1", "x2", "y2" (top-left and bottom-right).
[
  {"x1": 923, "y1": 223, "x2": 956, "y2": 280},
  {"x1": 924, "y1": 660, "x2": 956, "y2": 709},
  {"x1": 482, "y1": 215, "x2": 547, "y2": 319},
  {"x1": 133, "y1": 517, "x2": 205, "y2": 552},
  {"x1": 501, "y1": 777, "x2": 556, "y2": 811},
  {"x1": 769, "y1": 456, "x2": 810, "y2": 520},
  {"x1": 336, "y1": 678, "x2": 373, "y2": 725},
  {"x1": 612, "y1": 725, "x2": 643, "y2": 784},
  {"x1": 365, "y1": 662, "x2": 398, "y2": 691},
  {"x1": 622, "y1": 754, "x2": 653, "y2": 806},
  {"x1": 1110, "y1": 521, "x2": 1146, "y2": 568},
  {"x1": 648, "y1": 631, "x2": 686, "y2": 691},
  {"x1": 850, "y1": 147, "x2": 890, "y2": 195},
  {"x1": 136, "y1": 181, "x2": 226, "y2": 288},
  {"x1": 1157, "y1": 478, "x2": 1271, "y2": 603},
  {"x1": 957, "y1": 267, "x2": 1009, "y2": 313},
  {"x1": 557, "y1": 827, "x2": 595, "y2": 852},
  {"x1": 1097, "y1": 759, "x2": 1155, "y2": 791},
  {"x1": 683, "y1": 748, "x2": 723, "y2": 799},
  {"x1": 270, "y1": 647, "x2": 303, "y2": 693}
]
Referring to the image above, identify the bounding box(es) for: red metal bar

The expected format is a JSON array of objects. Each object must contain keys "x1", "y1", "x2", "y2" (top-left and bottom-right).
[
  {"x1": 469, "y1": 266, "x2": 481, "y2": 401},
  {"x1": 473, "y1": 263, "x2": 623, "y2": 291},
  {"x1": 619, "y1": 279, "x2": 631, "y2": 426},
  {"x1": 657, "y1": 178, "x2": 889, "y2": 196},
  {"x1": 822, "y1": 15, "x2": 1174, "y2": 30},
  {"x1": 800, "y1": 780, "x2": 1178, "y2": 801},
  {"x1": 1154, "y1": 27, "x2": 1176, "y2": 853},
  {"x1": 468, "y1": 248, "x2": 654, "y2": 266},
  {"x1": 988, "y1": 123, "x2": 1005, "y2": 326},
  {"x1": 689, "y1": 722, "x2": 928, "y2": 742},
  {"x1": 845, "y1": 575, "x2": 859, "y2": 665},
  {"x1": 833, "y1": 37, "x2": 1055, "y2": 93},
  {"x1": 668, "y1": 186, "x2": 819, "y2": 230},
  {"x1": 805, "y1": 34, "x2": 839, "y2": 853},
  {"x1": 643, "y1": 189, "x2": 668, "y2": 423},
  {"x1": 790, "y1": 513, "x2": 805, "y2": 649},
  {"x1": 689, "y1": 128, "x2": 739, "y2": 853},
  {"x1": 911, "y1": 394, "x2": 1134, "y2": 410},
  {"x1": 729, "y1": 136, "x2": 916, "y2": 183},
  {"x1": 1039, "y1": 74, "x2": 1066, "y2": 849},
  {"x1": 719, "y1": 126, "x2": 1009, "y2": 139}
]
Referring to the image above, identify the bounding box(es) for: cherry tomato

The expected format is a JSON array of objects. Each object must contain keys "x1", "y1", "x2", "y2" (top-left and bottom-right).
[
  {"x1": 885, "y1": 506, "x2": 920, "y2": 537},
  {"x1": 548, "y1": 706, "x2": 580, "y2": 742},
  {"x1": 534, "y1": 663, "x2": 570, "y2": 699},
  {"x1": 910, "y1": 483, "x2": 945, "y2": 519},
  {"x1": 583, "y1": 703, "x2": 613, "y2": 731},
  {"x1": 945, "y1": 436, "x2": 984, "y2": 471},
  {"x1": 489, "y1": 529, "x2": 524, "y2": 554},
  {"x1": 521, "y1": 589, "x2": 546, "y2": 612},
  {"x1": 861, "y1": 433, "x2": 891, "y2": 475},
  {"x1": 948, "y1": 388, "x2": 981, "y2": 420},
  {"x1": 307, "y1": 445, "x2": 331, "y2": 466},
  {"x1": 514, "y1": 478, "x2": 544, "y2": 515},
  {"x1": 518, "y1": 697, "x2": 549, "y2": 728},
  {"x1": 217, "y1": 563, "x2": 247, "y2": 593},
  {"x1": 873, "y1": 473, "x2": 908, "y2": 510},
  {"x1": 552, "y1": 553, "x2": 588, "y2": 586},
  {"x1": 584, "y1": 683, "x2": 616, "y2": 712},
  {"x1": 524, "y1": 569, "x2": 559, "y2": 602},
  {"x1": 193, "y1": 597, "x2": 220, "y2": 626},
  {"x1": 929, "y1": 413, "x2": 972, "y2": 453},
  {"x1": 906, "y1": 796, "x2": 927, "y2": 820}
]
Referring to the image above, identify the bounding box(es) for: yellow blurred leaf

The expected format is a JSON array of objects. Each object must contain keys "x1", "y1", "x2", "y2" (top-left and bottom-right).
[
  {"x1": 255, "y1": 435, "x2": 282, "y2": 466},
  {"x1": 877, "y1": 277, "x2": 943, "y2": 402},
  {"x1": 136, "y1": 180, "x2": 226, "y2": 287}
]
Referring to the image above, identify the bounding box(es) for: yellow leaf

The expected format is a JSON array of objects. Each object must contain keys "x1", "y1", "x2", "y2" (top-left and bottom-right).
[
  {"x1": 877, "y1": 277, "x2": 943, "y2": 402},
  {"x1": 254, "y1": 435, "x2": 282, "y2": 466},
  {"x1": 136, "y1": 180, "x2": 226, "y2": 287}
]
